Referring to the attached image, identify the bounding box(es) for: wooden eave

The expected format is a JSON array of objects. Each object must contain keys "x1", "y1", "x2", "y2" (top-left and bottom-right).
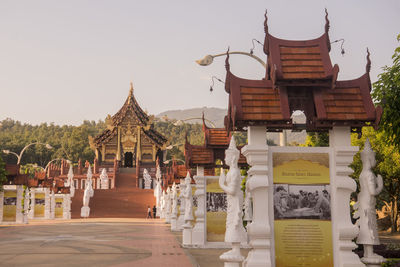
[
  {"x1": 224, "y1": 66, "x2": 292, "y2": 132},
  {"x1": 184, "y1": 142, "x2": 214, "y2": 168},
  {"x1": 314, "y1": 72, "x2": 381, "y2": 129},
  {"x1": 142, "y1": 127, "x2": 167, "y2": 147},
  {"x1": 202, "y1": 117, "x2": 230, "y2": 148},
  {"x1": 94, "y1": 128, "x2": 117, "y2": 147}
]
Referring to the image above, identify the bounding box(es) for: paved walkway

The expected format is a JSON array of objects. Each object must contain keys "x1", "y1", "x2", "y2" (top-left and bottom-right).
[{"x1": 0, "y1": 218, "x2": 196, "y2": 267}]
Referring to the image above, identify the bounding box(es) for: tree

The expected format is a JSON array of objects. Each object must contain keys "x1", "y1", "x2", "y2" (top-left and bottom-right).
[
  {"x1": 0, "y1": 156, "x2": 7, "y2": 190},
  {"x1": 372, "y1": 34, "x2": 400, "y2": 149},
  {"x1": 304, "y1": 132, "x2": 329, "y2": 147}
]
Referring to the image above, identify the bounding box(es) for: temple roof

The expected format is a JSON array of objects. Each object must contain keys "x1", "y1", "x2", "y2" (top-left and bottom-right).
[
  {"x1": 111, "y1": 83, "x2": 149, "y2": 126},
  {"x1": 202, "y1": 114, "x2": 231, "y2": 147},
  {"x1": 184, "y1": 139, "x2": 247, "y2": 168},
  {"x1": 94, "y1": 83, "x2": 167, "y2": 147},
  {"x1": 224, "y1": 10, "x2": 381, "y2": 132}
]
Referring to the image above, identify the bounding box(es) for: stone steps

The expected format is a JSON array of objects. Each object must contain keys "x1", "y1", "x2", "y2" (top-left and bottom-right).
[{"x1": 71, "y1": 172, "x2": 155, "y2": 219}]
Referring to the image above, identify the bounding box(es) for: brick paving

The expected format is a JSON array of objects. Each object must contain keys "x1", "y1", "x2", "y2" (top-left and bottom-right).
[{"x1": 0, "y1": 218, "x2": 194, "y2": 267}]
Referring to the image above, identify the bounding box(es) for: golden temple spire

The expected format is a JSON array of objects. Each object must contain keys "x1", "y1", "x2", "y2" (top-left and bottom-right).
[{"x1": 128, "y1": 82, "x2": 134, "y2": 104}]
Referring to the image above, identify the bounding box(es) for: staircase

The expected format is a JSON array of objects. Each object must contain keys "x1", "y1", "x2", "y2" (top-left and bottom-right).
[{"x1": 71, "y1": 170, "x2": 156, "y2": 218}]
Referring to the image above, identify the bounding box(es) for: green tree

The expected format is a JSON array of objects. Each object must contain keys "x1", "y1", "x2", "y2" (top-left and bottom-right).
[
  {"x1": 372, "y1": 34, "x2": 400, "y2": 149},
  {"x1": 304, "y1": 132, "x2": 329, "y2": 147},
  {"x1": 0, "y1": 156, "x2": 7, "y2": 190}
]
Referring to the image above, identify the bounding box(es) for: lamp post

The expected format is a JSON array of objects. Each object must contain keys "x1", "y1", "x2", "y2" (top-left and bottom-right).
[
  {"x1": 44, "y1": 158, "x2": 71, "y2": 177},
  {"x1": 2, "y1": 142, "x2": 53, "y2": 164},
  {"x1": 196, "y1": 51, "x2": 266, "y2": 69},
  {"x1": 174, "y1": 117, "x2": 217, "y2": 128}
]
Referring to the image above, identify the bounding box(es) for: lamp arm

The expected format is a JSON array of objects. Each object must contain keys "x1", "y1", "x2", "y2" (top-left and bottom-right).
[{"x1": 212, "y1": 51, "x2": 266, "y2": 69}]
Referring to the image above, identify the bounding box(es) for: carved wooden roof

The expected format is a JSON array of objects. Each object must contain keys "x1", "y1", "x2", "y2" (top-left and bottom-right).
[
  {"x1": 94, "y1": 84, "x2": 167, "y2": 147},
  {"x1": 224, "y1": 10, "x2": 381, "y2": 132},
  {"x1": 202, "y1": 114, "x2": 231, "y2": 147},
  {"x1": 112, "y1": 83, "x2": 149, "y2": 127},
  {"x1": 184, "y1": 138, "x2": 248, "y2": 168}
]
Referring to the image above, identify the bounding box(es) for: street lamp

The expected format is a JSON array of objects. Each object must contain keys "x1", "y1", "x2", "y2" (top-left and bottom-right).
[
  {"x1": 173, "y1": 117, "x2": 216, "y2": 128},
  {"x1": 44, "y1": 158, "x2": 71, "y2": 175},
  {"x1": 196, "y1": 51, "x2": 266, "y2": 69},
  {"x1": 2, "y1": 142, "x2": 53, "y2": 164}
]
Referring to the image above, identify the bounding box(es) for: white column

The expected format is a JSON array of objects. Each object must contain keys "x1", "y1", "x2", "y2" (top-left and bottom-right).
[
  {"x1": 242, "y1": 126, "x2": 272, "y2": 267},
  {"x1": 192, "y1": 166, "x2": 205, "y2": 246},
  {"x1": 177, "y1": 178, "x2": 186, "y2": 230},
  {"x1": 330, "y1": 126, "x2": 364, "y2": 266},
  {"x1": 23, "y1": 188, "x2": 30, "y2": 224},
  {"x1": 15, "y1": 185, "x2": 24, "y2": 223},
  {"x1": 50, "y1": 191, "x2": 56, "y2": 219},
  {"x1": 44, "y1": 188, "x2": 51, "y2": 219},
  {"x1": 0, "y1": 191, "x2": 4, "y2": 223},
  {"x1": 63, "y1": 194, "x2": 71, "y2": 219},
  {"x1": 28, "y1": 189, "x2": 35, "y2": 219}
]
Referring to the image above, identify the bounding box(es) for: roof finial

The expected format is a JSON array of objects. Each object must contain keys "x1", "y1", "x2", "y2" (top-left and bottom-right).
[
  {"x1": 225, "y1": 47, "x2": 230, "y2": 72},
  {"x1": 263, "y1": 9, "x2": 269, "y2": 55},
  {"x1": 325, "y1": 8, "x2": 331, "y2": 51},
  {"x1": 128, "y1": 82, "x2": 133, "y2": 104},
  {"x1": 366, "y1": 48, "x2": 371, "y2": 74}
]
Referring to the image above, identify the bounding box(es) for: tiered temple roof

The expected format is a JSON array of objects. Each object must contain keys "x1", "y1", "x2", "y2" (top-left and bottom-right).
[
  {"x1": 224, "y1": 10, "x2": 381, "y2": 132},
  {"x1": 94, "y1": 84, "x2": 167, "y2": 148},
  {"x1": 185, "y1": 116, "x2": 247, "y2": 169}
]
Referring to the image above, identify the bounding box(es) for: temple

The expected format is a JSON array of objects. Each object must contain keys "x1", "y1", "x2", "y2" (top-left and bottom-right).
[
  {"x1": 93, "y1": 83, "x2": 167, "y2": 177},
  {"x1": 224, "y1": 10, "x2": 381, "y2": 133},
  {"x1": 184, "y1": 115, "x2": 247, "y2": 173}
]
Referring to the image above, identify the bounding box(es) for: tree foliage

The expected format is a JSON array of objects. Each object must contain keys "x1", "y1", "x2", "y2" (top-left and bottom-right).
[
  {"x1": 0, "y1": 156, "x2": 7, "y2": 190},
  {"x1": 304, "y1": 132, "x2": 329, "y2": 147},
  {"x1": 372, "y1": 34, "x2": 400, "y2": 149}
]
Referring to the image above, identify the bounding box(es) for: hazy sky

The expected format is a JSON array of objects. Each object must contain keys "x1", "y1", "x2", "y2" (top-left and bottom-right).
[{"x1": 1, "y1": 0, "x2": 399, "y2": 125}]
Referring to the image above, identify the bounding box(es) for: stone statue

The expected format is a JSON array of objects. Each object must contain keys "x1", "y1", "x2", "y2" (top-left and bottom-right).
[
  {"x1": 219, "y1": 137, "x2": 246, "y2": 265},
  {"x1": 154, "y1": 166, "x2": 162, "y2": 217},
  {"x1": 183, "y1": 172, "x2": 194, "y2": 222},
  {"x1": 67, "y1": 164, "x2": 75, "y2": 198},
  {"x1": 243, "y1": 178, "x2": 253, "y2": 224},
  {"x1": 171, "y1": 183, "x2": 179, "y2": 230},
  {"x1": 81, "y1": 166, "x2": 94, "y2": 218},
  {"x1": 143, "y1": 169, "x2": 152, "y2": 189},
  {"x1": 165, "y1": 187, "x2": 172, "y2": 223},
  {"x1": 354, "y1": 138, "x2": 385, "y2": 265},
  {"x1": 100, "y1": 168, "x2": 109, "y2": 189},
  {"x1": 160, "y1": 190, "x2": 166, "y2": 219}
]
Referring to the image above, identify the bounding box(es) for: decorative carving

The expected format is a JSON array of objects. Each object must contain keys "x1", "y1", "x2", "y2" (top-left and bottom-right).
[
  {"x1": 100, "y1": 168, "x2": 109, "y2": 189},
  {"x1": 81, "y1": 166, "x2": 94, "y2": 218},
  {"x1": 143, "y1": 169, "x2": 152, "y2": 189},
  {"x1": 219, "y1": 137, "x2": 246, "y2": 265},
  {"x1": 366, "y1": 48, "x2": 371, "y2": 74},
  {"x1": 263, "y1": 9, "x2": 269, "y2": 55},
  {"x1": 325, "y1": 8, "x2": 331, "y2": 51},
  {"x1": 354, "y1": 138, "x2": 385, "y2": 264}
]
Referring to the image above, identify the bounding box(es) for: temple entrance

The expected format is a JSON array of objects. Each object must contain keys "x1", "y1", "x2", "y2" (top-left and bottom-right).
[{"x1": 124, "y1": 152, "x2": 134, "y2": 167}]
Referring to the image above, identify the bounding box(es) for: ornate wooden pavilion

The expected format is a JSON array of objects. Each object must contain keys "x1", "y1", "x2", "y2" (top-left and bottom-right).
[{"x1": 93, "y1": 83, "x2": 167, "y2": 181}]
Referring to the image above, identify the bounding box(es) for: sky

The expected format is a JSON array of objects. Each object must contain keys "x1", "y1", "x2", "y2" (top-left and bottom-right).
[{"x1": 0, "y1": 0, "x2": 399, "y2": 126}]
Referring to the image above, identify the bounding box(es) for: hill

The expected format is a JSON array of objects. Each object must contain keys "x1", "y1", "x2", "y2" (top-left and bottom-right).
[{"x1": 156, "y1": 107, "x2": 226, "y2": 128}]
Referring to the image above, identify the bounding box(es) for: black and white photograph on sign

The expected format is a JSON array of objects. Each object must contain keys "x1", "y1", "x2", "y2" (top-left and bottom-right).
[
  {"x1": 4, "y1": 197, "x2": 17, "y2": 205},
  {"x1": 273, "y1": 184, "x2": 331, "y2": 220},
  {"x1": 206, "y1": 192, "x2": 227, "y2": 212}
]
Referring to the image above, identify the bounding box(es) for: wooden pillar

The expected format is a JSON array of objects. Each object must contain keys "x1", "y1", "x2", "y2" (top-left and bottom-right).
[
  {"x1": 242, "y1": 126, "x2": 272, "y2": 267},
  {"x1": 137, "y1": 126, "x2": 141, "y2": 160},
  {"x1": 117, "y1": 126, "x2": 121, "y2": 161},
  {"x1": 101, "y1": 145, "x2": 105, "y2": 162}
]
